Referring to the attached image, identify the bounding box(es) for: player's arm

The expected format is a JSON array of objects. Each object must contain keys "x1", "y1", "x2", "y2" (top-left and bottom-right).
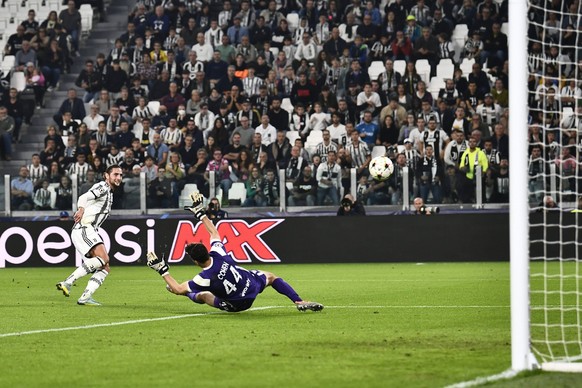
[
  {"x1": 186, "y1": 193, "x2": 220, "y2": 241},
  {"x1": 146, "y1": 252, "x2": 189, "y2": 295},
  {"x1": 74, "y1": 191, "x2": 93, "y2": 222}
]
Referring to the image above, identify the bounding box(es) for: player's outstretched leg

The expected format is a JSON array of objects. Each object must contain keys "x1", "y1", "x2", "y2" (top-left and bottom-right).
[
  {"x1": 265, "y1": 272, "x2": 324, "y2": 312},
  {"x1": 77, "y1": 269, "x2": 108, "y2": 306}
]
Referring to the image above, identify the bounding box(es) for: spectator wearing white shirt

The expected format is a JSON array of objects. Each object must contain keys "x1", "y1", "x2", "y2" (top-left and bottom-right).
[
  {"x1": 294, "y1": 33, "x2": 318, "y2": 65},
  {"x1": 191, "y1": 32, "x2": 214, "y2": 63},
  {"x1": 309, "y1": 102, "x2": 330, "y2": 132},
  {"x1": 327, "y1": 113, "x2": 348, "y2": 147},
  {"x1": 83, "y1": 105, "x2": 105, "y2": 132},
  {"x1": 194, "y1": 103, "x2": 216, "y2": 142},
  {"x1": 356, "y1": 83, "x2": 382, "y2": 121},
  {"x1": 255, "y1": 114, "x2": 277, "y2": 146}
]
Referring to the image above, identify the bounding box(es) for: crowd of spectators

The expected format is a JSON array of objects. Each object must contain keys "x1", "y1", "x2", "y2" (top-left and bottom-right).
[{"x1": 6, "y1": 0, "x2": 523, "y2": 211}]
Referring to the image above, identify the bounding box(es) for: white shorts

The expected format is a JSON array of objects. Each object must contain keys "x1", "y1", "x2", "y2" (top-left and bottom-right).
[{"x1": 71, "y1": 225, "x2": 103, "y2": 257}]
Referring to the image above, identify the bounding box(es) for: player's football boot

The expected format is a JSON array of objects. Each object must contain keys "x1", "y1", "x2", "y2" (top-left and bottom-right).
[
  {"x1": 295, "y1": 301, "x2": 324, "y2": 312},
  {"x1": 56, "y1": 282, "x2": 71, "y2": 297},
  {"x1": 77, "y1": 297, "x2": 101, "y2": 306}
]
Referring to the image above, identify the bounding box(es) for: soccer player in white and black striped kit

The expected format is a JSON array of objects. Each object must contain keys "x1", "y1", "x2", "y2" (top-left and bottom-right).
[{"x1": 56, "y1": 165, "x2": 123, "y2": 306}]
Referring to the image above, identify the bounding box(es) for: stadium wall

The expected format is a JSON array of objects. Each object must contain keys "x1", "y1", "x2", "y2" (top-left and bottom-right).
[{"x1": 0, "y1": 214, "x2": 511, "y2": 267}]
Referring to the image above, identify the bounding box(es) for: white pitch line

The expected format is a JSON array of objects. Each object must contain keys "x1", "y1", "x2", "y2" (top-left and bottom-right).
[
  {"x1": 0, "y1": 305, "x2": 511, "y2": 339},
  {"x1": 444, "y1": 368, "x2": 518, "y2": 388},
  {"x1": 0, "y1": 305, "x2": 280, "y2": 339}
]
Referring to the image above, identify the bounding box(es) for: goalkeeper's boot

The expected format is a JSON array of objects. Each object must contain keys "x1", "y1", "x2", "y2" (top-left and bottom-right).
[
  {"x1": 295, "y1": 301, "x2": 324, "y2": 312},
  {"x1": 56, "y1": 282, "x2": 71, "y2": 297},
  {"x1": 77, "y1": 297, "x2": 101, "y2": 306}
]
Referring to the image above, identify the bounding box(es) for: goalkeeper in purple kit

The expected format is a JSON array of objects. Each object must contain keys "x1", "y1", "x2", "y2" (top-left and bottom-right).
[{"x1": 146, "y1": 193, "x2": 323, "y2": 313}]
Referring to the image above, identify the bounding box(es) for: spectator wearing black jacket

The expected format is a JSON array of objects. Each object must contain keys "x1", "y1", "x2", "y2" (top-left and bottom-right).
[
  {"x1": 104, "y1": 60, "x2": 129, "y2": 95},
  {"x1": 53, "y1": 88, "x2": 86, "y2": 124},
  {"x1": 75, "y1": 60, "x2": 103, "y2": 103},
  {"x1": 291, "y1": 73, "x2": 316, "y2": 108}
]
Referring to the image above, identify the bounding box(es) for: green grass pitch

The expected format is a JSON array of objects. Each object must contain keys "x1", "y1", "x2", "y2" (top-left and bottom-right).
[{"x1": 1, "y1": 263, "x2": 581, "y2": 387}]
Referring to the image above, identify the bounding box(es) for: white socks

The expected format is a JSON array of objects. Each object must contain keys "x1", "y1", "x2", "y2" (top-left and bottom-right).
[
  {"x1": 79, "y1": 269, "x2": 109, "y2": 301},
  {"x1": 64, "y1": 256, "x2": 106, "y2": 285}
]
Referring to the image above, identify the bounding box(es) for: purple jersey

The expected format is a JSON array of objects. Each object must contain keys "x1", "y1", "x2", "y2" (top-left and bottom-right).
[{"x1": 187, "y1": 240, "x2": 267, "y2": 301}]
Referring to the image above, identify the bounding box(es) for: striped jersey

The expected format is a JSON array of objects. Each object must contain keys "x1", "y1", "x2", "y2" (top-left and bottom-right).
[
  {"x1": 160, "y1": 127, "x2": 182, "y2": 147},
  {"x1": 28, "y1": 164, "x2": 47, "y2": 184},
  {"x1": 68, "y1": 162, "x2": 92, "y2": 184},
  {"x1": 77, "y1": 181, "x2": 113, "y2": 229}
]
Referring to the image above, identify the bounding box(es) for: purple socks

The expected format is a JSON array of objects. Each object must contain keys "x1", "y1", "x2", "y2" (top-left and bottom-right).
[{"x1": 272, "y1": 278, "x2": 301, "y2": 303}]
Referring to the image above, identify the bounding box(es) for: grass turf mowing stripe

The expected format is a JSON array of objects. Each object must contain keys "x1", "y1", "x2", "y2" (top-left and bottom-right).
[{"x1": 0, "y1": 304, "x2": 509, "y2": 339}]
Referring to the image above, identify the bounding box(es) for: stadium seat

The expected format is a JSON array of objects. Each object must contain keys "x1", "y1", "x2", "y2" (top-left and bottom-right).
[
  {"x1": 47, "y1": 186, "x2": 57, "y2": 209},
  {"x1": 393, "y1": 60, "x2": 406, "y2": 76},
  {"x1": 2, "y1": 55, "x2": 15, "y2": 75},
  {"x1": 27, "y1": 0, "x2": 41, "y2": 11},
  {"x1": 269, "y1": 47, "x2": 279, "y2": 57},
  {"x1": 436, "y1": 61, "x2": 454, "y2": 81},
  {"x1": 10, "y1": 71, "x2": 26, "y2": 92},
  {"x1": 286, "y1": 130, "x2": 300, "y2": 144},
  {"x1": 7, "y1": 4, "x2": 18, "y2": 20},
  {"x1": 80, "y1": 5, "x2": 94, "y2": 37},
  {"x1": 371, "y1": 145, "x2": 386, "y2": 159},
  {"x1": 286, "y1": 13, "x2": 299, "y2": 32},
  {"x1": 428, "y1": 77, "x2": 445, "y2": 100},
  {"x1": 561, "y1": 107, "x2": 574, "y2": 127},
  {"x1": 368, "y1": 61, "x2": 385, "y2": 81},
  {"x1": 178, "y1": 183, "x2": 199, "y2": 208},
  {"x1": 228, "y1": 182, "x2": 247, "y2": 204},
  {"x1": 452, "y1": 38, "x2": 464, "y2": 63},
  {"x1": 285, "y1": 182, "x2": 293, "y2": 191},
  {"x1": 147, "y1": 101, "x2": 160, "y2": 116},
  {"x1": 180, "y1": 183, "x2": 199, "y2": 197},
  {"x1": 305, "y1": 130, "x2": 323, "y2": 154},
  {"x1": 460, "y1": 58, "x2": 475, "y2": 76},
  {"x1": 281, "y1": 98, "x2": 294, "y2": 115},
  {"x1": 0, "y1": 19, "x2": 8, "y2": 39},
  {"x1": 415, "y1": 60, "x2": 431, "y2": 83},
  {"x1": 452, "y1": 24, "x2": 468, "y2": 40}
]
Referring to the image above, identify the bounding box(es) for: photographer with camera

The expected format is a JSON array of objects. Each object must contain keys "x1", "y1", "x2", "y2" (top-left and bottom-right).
[
  {"x1": 337, "y1": 194, "x2": 366, "y2": 216},
  {"x1": 413, "y1": 197, "x2": 439, "y2": 215},
  {"x1": 206, "y1": 197, "x2": 228, "y2": 220}
]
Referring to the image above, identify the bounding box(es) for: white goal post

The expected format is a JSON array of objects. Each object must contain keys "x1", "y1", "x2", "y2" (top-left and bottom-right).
[{"x1": 511, "y1": 0, "x2": 582, "y2": 373}]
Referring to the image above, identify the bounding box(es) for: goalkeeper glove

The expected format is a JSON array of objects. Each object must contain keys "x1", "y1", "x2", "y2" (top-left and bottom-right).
[
  {"x1": 185, "y1": 192, "x2": 207, "y2": 220},
  {"x1": 146, "y1": 251, "x2": 169, "y2": 276}
]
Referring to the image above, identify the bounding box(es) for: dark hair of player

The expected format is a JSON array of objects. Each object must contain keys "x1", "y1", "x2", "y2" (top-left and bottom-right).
[
  {"x1": 106, "y1": 165, "x2": 122, "y2": 174},
  {"x1": 185, "y1": 243, "x2": 210, "y2": 264}
]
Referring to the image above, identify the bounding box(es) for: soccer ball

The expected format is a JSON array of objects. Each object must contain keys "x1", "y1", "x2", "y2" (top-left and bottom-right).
[{"x1": 369, "y1": 156, "x2": 394, "y2": 181}]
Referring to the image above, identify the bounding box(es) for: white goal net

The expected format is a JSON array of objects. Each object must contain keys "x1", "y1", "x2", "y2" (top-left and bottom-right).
[{"x1": 525, "y1": 0, "x2": 582, "y2": 368}]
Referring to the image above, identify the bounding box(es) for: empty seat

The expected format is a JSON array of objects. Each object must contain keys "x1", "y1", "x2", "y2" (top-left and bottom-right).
[
  {"x1": 286, "y1": 13, "x2": 299, "y2": 32},
  {"x1": 371, "y1": 145, "x2": 386, "y2": 159},
  {"x1": 393, "y1": 60, "x2": 406, "y2": 76},
  {"x1": 10, "y1": 71, "x2": 26, "y2": 92},
  {"x1": 147, "y1": 101, "x2": 160, "y2": 116},
  {"x1": 286, "y1": 130, "x2": 300, "y2": 144},
  {"x1": 281, "y1": 97, "x2": 294, "y2": 115},
  {"x1": 460, "y1": 58, "x2": 475, "y2": 76},
  {"x1": 452, "y1": 24, "x2": 468, "y2": 39},
  {"x1": 228, "y1": 182, "x2": 246, "y2": 204},
  {"x1": 368, "y1": 61, "x2": 385, "y2": 81},
  {"x1": 436, "y1": 61, "x2": 454, "y2": 80}
]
